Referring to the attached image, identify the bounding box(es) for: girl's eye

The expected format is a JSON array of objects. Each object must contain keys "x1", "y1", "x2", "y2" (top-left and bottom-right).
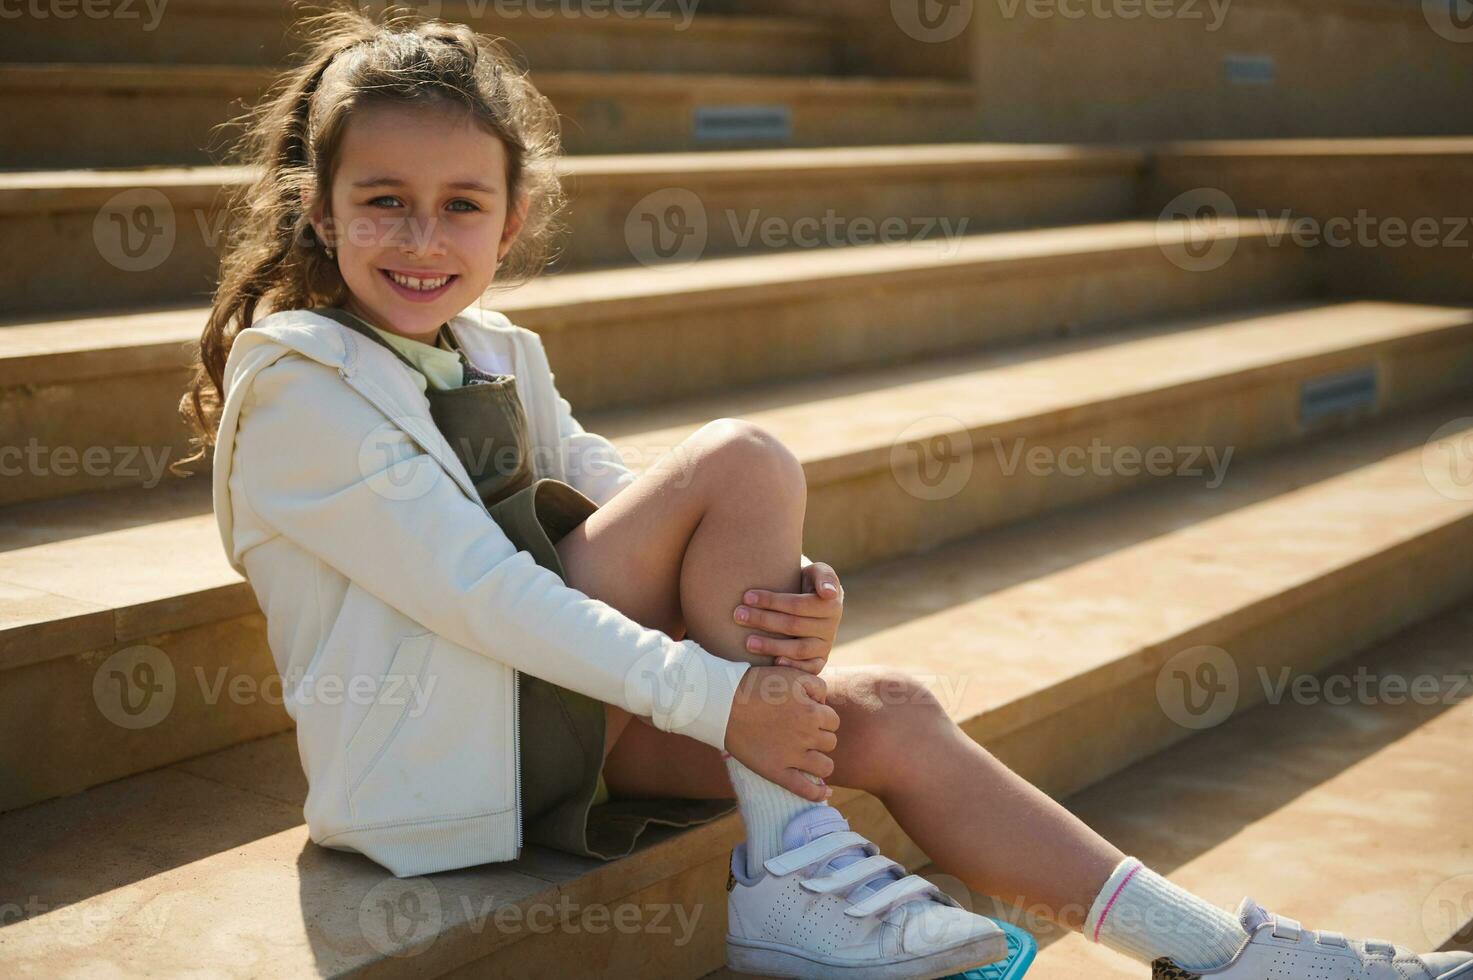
[{"x1": 364, "y1": 196, "x2": 479, "y2": 212}]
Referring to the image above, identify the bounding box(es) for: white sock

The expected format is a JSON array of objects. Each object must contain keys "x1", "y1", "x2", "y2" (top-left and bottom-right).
[
  {"x1": 720, "y1": 749, "x2": 830, "y2": 879},
  {"x1": 1083, "y1": 856, "x2": 1247, "y2": 970}
]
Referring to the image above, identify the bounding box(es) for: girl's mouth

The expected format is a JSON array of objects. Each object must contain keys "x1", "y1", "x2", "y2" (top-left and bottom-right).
[{"x1": 380, "y1": 268, "x2": 458, "y2": 303}]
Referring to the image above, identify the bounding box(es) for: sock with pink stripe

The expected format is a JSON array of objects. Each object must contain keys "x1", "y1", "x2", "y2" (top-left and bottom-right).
[{"x1": 1083, "y1": 856, "x2": 1247, "y2": 970}]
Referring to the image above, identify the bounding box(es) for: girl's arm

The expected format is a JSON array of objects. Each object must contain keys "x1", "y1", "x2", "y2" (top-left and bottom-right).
[{"x1": 231, "y1": 354, "x2": 751, "y2": 751}]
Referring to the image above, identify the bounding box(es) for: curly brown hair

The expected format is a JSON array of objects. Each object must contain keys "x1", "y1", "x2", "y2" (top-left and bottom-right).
[{"x1": 174, "y1": 1, "x2": 567, "y2": 474}]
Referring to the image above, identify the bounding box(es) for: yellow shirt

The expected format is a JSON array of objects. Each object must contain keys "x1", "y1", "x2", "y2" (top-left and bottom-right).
[{"x1": 364, "y1": 322, "x2": 466, "y2": 392}]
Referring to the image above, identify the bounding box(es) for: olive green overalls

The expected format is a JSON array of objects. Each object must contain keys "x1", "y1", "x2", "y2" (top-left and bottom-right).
[{"x1": 311, "y1": 306, "x2": 738, "y2": 860}]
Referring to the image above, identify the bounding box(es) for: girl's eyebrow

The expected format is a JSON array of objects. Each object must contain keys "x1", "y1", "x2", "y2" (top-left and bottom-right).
[{"x1": 351, "y1": 176, "x2": 497, "y2": 193}]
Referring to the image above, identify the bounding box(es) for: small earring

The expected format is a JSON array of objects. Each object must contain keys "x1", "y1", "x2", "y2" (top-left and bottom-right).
[{"x1": 324, "y1": 244, "x2": 335, "y2": 259}]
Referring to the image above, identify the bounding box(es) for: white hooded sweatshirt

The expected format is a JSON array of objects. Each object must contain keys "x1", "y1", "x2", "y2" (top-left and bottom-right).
[{"x1": 212, "y1": 304, "x2": 769, "y2": 877}]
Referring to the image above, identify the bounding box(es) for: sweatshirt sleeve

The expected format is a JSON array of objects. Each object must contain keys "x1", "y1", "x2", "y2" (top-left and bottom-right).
[
  {"x1": 230, "y1": 353, "x2": 751, "y2": 751},
  {"x1": 537, "y1": 346, "x2": 639, "y2": 509}
]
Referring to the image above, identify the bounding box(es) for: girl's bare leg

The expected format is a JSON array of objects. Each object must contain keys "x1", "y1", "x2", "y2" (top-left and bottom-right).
[
  {"x1": 858, "y1": 688, "x2": 1124, "y2": 931},
  {"x1": 601, "y1": 663, "x2": 1123, "y2": 933},
  {"x1": 554, "y1": 418, "x2": 1121, "y2": 932},
  {"x1": 553, "y1": 418, "x2": 809, "y2": 783}
]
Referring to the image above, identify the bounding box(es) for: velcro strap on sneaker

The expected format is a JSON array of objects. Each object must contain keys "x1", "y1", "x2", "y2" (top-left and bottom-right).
[
  {"x1": 1271, "y1": 916, "x2": 1302, "y2": 941},
  {"x1": 800, "y1": 854, "x2": 904, "y2": 898},
  {"x1": 843, "y1": 874, "x2": 954, "y2": 919},
  {"x1": 763, "y1": 831, "x2": 877, "y2": 878}
]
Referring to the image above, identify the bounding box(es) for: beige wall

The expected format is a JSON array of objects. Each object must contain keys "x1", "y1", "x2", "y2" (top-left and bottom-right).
[
  {"x1": 729, "y1": 0, "x2": 1473, "y2": 139},
  {"x1": 968, "y1": 0, "x2": 1473, "y2": 140}
]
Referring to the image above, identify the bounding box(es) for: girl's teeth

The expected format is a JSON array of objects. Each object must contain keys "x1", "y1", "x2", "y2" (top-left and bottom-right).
[{"x1": 388, "y1": 271, "x2": 450, "y2": 291}]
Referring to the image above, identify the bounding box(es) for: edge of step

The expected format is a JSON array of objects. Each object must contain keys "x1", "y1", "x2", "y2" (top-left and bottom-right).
[
  {"x1": 0, "y1": 142, "x2": 1145, "y2": 215},
  {"x1": 0, "y1": 62, "x2": 976, "y2": 99}
]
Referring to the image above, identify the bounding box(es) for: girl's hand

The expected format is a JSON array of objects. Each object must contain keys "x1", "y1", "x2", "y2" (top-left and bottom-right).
[
  {"x1": 724, "y1": 666, "x2": 839, "y2": 801},
  {"x1": 733, "y1": 561, "x2": 843, "y2": 675}
]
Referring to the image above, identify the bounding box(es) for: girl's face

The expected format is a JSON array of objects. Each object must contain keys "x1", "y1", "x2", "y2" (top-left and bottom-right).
[{"x1": 310, "y1": 101, "x2": 527, "y2": 342}]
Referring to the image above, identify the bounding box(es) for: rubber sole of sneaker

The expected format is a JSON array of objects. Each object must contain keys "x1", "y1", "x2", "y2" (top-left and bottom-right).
[{"x1": 726, "y1": 927, "x2": 1009, "y2": 980}]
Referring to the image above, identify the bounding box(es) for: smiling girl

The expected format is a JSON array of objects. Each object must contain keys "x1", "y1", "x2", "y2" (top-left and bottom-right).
[{"x1": 177, "y1": 8, "x2": 1472, "y2": 980}]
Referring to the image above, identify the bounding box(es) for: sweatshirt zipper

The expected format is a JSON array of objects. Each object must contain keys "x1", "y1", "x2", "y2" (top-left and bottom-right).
[
  {"x1": 338, "y1": 330, "x2": 524, "y2": 859},
  {"x1": 513, "y1": 668, "x2": 523, "y2": 857}
]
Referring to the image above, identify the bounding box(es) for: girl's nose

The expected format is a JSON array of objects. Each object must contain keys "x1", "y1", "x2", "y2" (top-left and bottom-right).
[{"x1": 392, "y1": 211, "x2": 448, "y2": 257}]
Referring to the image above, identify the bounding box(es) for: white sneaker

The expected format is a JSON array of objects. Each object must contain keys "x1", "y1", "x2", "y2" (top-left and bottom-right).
[
  {"x1": 1151, "y1": 897, "x2": 1473, "y2": 979},
  {"x1": 724, "y1": 804, "x2": 1008, "y2": 979}
]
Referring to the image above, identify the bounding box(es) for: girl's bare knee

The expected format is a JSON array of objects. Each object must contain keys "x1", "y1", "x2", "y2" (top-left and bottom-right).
[
  {"x1": 696, "y1": 418, "x2": 807, "y2": 503},
  {"x1": 830, "y1": 668, "x2": 953, "y2": 790}
]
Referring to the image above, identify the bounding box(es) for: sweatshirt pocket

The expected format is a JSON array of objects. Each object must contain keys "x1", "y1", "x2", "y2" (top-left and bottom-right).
[{"x1": 345, "y1": 631, "x2": 435, "y2": 813}]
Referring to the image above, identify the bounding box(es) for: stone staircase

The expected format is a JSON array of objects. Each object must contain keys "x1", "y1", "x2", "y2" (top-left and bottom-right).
[{"x1": 2, "y1": 4, "x2": 1472, "y2": 978}]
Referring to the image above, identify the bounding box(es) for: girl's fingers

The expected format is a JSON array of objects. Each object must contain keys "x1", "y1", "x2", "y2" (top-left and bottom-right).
[
  {"x1": 735, "y1": 604, "x2": 819, "y2": 637},
  {"x1": 785, "y1": 770, "x2": 831, "y2": 802},
  {"x1": 802, "y1": 749, "x2": 836, "y2": 782},
  {"x1": 748, "y1": 634, "x2": 829, "y2": 660},
  {"x1": 742, "y1": 588, "x2": 841, "y2": 618}
]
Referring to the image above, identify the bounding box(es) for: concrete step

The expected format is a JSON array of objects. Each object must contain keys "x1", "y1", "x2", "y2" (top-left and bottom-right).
[
  {"x1": 0, "y1": 3, "x2": 838, "y2": 75},
  {"x1": 0, "y1": 144, "x2": 1144, "y2": 319},
  {"x1": 0, "y1": 64, "x2": 979, "y2": 168},
  {"x1": 0, "y1": 218, "x2": 1317, "y2": 505},
  {"x1": 1022, "y1": 601, "x2": 1473, "y2": 977},
  {"x1": 4, "y1": 403, "x2": 1473, "y2": 976},
  {"x1": 5, "y1": 301, "x2": 1473, "y2": 811}
]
